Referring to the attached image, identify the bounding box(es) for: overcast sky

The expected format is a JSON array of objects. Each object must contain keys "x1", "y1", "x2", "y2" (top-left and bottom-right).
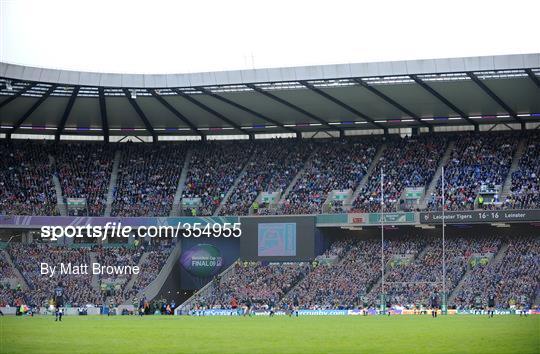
[{"x1": 1, "y1": 0, "x2": 539, "y2": 74}]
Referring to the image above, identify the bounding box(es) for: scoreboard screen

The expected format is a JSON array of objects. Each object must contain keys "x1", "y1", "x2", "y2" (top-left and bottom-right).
[
  {"x1": 240, "y1": 216, "x2": 315, "y2": 261},
  {"x1": 257, "y1": 223, "x2": 296, "y2": 256}
]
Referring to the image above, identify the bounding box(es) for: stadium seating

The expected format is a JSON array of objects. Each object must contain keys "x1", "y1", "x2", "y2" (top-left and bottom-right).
[
  {"x1": 94, "y1": 245, "x2": 143, "y2": 305},
  {"x1": 53, "y1": 143, "x2": 115, "y2": 216},
  {"x1": 279, "y1": 137, "x2": 380, "y2": 215},
  {"x1": 0, "y1": 132, "x2": 538, "y2": 217},
  {"x1": 0, "y1": 252, "x2": 15, "y2": 280},
  {"x1": 452, "y1": 235, "x2": 539, "y2": 309},
  {"x1": 1, "y1": 233, "x2": 537, "y2": 310},
  {"x1": 123, "y1": 244, "x2": 173, "y2": 303},
  {"x1": 0, "y1": 140, "x2": 58, "y2": 216},
  {"x1": 219, "y1": 139, "x2": 312, "y2": 216},
  {"x1": 427, "y1": 132, "x2": 516, "y2": 211},
  {"x1": 7, "y1": 244, "x2": 99, "y2": 307},
  {"x1": 196, "y1": 262, "x2": 310, "y2": 309},
  {"x1": 504, "y1": 132, "x2": 540, "y2": 210},
  {"x1": 366, "y1": 235, "x2": 502, "y2": 308},
  {"x1": 112, "y1": 143, "x2": 188, "y2": 217},
  {"x1": 183, "y1": 233, "x2": 537, "y2": 311},
  {"x1": 182, "y1": 141, "x2": 253, "y2": 216},
  {"x1": 284, "y1": 238, "x2": 380, "y2": 309},
  {"x1": 353, "y1": 134, "x2": 448, "y2": 213},
  {"x1": 2, "y1": 243, "x2": 172, "y2": 308}
]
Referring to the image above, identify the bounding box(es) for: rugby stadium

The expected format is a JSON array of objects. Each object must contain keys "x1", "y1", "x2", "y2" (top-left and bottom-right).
[{"x1": 0, "y1": 8, "x2": 539, "y2": 352}]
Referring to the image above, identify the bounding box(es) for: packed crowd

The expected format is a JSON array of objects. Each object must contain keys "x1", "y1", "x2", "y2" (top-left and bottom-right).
[
  {"x1": 7, "y1": 244, "x2": 99, "y2": 307},
  {"x1": 504, "y1": 133, "x2": 540, "y2": 209},
  {"x1": 54, "y1": 143, "x2": 115, "y2": 216},
  {"x1": 0, "y1": 140, "x2": 58, "y2": 216},
  {"x1": 198, "y1": 262, "x2": 310, "y2": 309},
  {"x1": 452, "y1": 235, "x2": 539, "y2": 309},
  {"x1": 427, "y1": 132, "x2": 516, "y2": 211},
  {"x1": 190, "y1": 233, "x2": 537, "y2": 311},
  {"x1": 0, "y1": 250, "x2": 22, "y2": 307},
  {"x1": 182, "y1": 141, "x2": 253, "y2": 216},
  {"x1": 0, "y1": 251, "x2": 16, "y2": 280},
  {"x1": 112, "y1": 143, "x2": 188, "y2": 217},
  {"x1": 366, "y1": 235, "x2": 502, "y2": 308},
  {"x1": 1, "y1": 242, "x2": 174, "y2": 307},
  {"x1": 124, "y1": 245, "x2": 173, "y2": 302},
  {"x1": 94, "y1": 245, "x2": 143, "y2": 304},
  {"x1": 284, "y1": 238, "x2": 380, "y2": 309},
  {"x1": 1, "y1": 132, "x2": 538, "y2": 217},
  {"x1": 219, "y1": 140, "x2": 312, "y2": 215},
  {"x1": 0, "y1": 286, "x2": 25, "y2": 308},
  {"x1": 280, "y1": 137, "x2": 380, "y2": 214},
  {"x1": 353, "y1": 135, "x2": 448, "y2": 213}
]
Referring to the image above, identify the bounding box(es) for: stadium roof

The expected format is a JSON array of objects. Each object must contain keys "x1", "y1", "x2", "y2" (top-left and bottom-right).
[{"x1": 1, "y1": 54, "x2": 539, "y2": 141}]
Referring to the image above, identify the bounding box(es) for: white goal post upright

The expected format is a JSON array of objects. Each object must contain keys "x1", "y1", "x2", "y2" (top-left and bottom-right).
[
  {"x1": 380, "y1": 168, "x2": 385, "y2": 313},
  {"x1": 442, "y1": 166, "x2": 447, "y2": 314}
]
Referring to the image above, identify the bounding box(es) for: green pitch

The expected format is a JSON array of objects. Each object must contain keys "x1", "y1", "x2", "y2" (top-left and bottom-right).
[{"x1": 1, "y1": 315, "x2": 538, "y2": 354}]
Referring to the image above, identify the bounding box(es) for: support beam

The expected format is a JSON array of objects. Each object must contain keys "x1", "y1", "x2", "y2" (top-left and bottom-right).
[
  {"x1": 55, "y1": 86, "x2": 80, "y2": 141},
  {"x1": 149, "y1": 90, "x2": 203, "y2": 137},
  {"x1": 467, "y1": 72, "x2": 521, "y2": 123},
  {"x1": 172, "y1": 89, "x2": 250, "y2": 135},
  {"x1": 246, "y1": 84, "x2": 344, "y2": 133},
  {"x1": 410, "y1": 75, "x2": 478, "y2": 129},
  {"x1": 122, "y1": 88, "x2": 157, "y2": 142},
  {"x1": 352, "y1": 78, "x2": 432, "y2": 129},
  {"x1": 197, "y1": 87, "x2": 299, "y2": 134},
  {"x1": 0, "y1": 83, "x2": 36, "y2": 109},
  {"x1": 6, "y1": 85, "x2": 57, "y2": 138},
  {"x1": 299, "y1": 81, "x2": 385, "y2": 130},
  {"x1": 98, "y1": 88, "x2": 110, "y2": 143},
  {"x1": 525, "y1": 69, "x2": 540, "y2": 88}
]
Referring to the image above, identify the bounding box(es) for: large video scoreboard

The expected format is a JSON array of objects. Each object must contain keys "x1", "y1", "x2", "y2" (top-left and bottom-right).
[{"x1": 240, "y1": 216, "x2": 316, "y2": 261}]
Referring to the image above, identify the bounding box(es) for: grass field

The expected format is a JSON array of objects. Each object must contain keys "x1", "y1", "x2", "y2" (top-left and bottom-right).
[{"x1": 1, "y1": 315, "x2": 538, "y2": 354}]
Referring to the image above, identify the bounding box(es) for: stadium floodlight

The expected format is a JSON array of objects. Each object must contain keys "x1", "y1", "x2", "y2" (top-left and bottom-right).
[
  {"x1": 130, "y1": 89, "x2": 137, "y2": 99},
  {"x1": 5, "y1": 80, "x2": 13, "y2": 90}
]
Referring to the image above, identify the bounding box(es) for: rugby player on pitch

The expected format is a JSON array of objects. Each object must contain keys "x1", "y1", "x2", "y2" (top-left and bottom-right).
[{"x1": 54, "y1": 282, "x2": 65, "y2": 322}]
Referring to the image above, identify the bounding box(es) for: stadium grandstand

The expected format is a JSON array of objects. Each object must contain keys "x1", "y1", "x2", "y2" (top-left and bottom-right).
[{"x1": 0, "y1": 54, "x2": 539, "y2": 321}]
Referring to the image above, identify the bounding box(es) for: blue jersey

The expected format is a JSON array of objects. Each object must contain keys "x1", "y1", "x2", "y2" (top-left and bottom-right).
[{"x1": 54, "y1": 287, "x2": 64, "y2": 299}]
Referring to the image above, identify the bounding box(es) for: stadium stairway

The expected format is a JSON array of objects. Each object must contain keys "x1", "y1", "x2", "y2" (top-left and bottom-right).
[
  {"x1": 448, "y1": 241, "x2": 510, "y2": 304},
  {"x1": 1, "y1": 250, "x2": 29, "y2": 290},
  {"x1": 367, "y1": 239, "x2": 430, "y2": 299},
  {"x1": 345, "y1": 143, "x2": 388, "y2": 211},
  {"x1": 214, "y1": 149, "x2": 258, "y2": 216},
  {"x1": 419, "y1": 140, "x2": 456, "y2": 209},
  {"x1": 104, "y1": 149, "x2": 122, "y2": 217},
  {"x1": 121, "y1": 251, "x2": 150, "y2": 300},
  {"x1": 277, "y1": 150, "x2": 318, "y2": 206},
  {"x1": 48, "y1": 154, "x2": 67, "y2": 216},
  {"x1": 127, "y1": 241, "x2": 182, "y2": 304},
  {"x1": 89, "y1": 251, "x2": 100, "y2": 290},
  {"x1": 170, "y1": 149, "x2": 193, "y2": 217},
  {"x1": 500, "y1": 138, "x2": 527, "y2": 202}
]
